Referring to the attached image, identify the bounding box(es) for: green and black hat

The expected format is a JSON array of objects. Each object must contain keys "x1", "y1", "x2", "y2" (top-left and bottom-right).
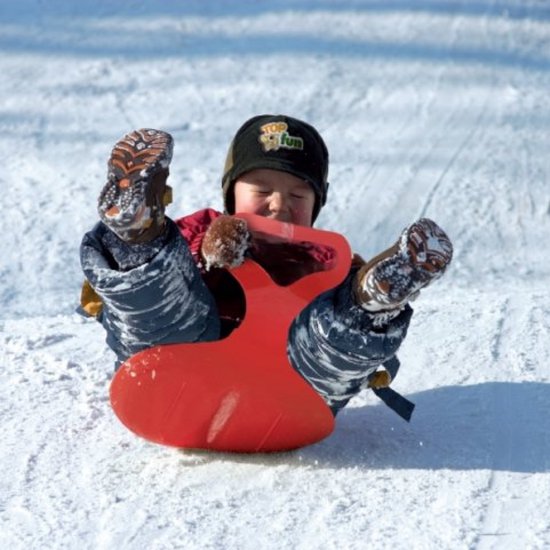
[{"x1": 222, "y1": 114, "x2": 329, "y2": 222}]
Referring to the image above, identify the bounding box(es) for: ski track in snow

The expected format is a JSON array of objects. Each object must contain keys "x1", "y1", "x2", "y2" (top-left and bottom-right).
[{"x1": 2, "y1": 1, "x2": 550, "y2": 549}]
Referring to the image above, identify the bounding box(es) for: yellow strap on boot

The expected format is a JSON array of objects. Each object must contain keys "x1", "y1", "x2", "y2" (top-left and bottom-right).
[{"x1": 163, "y1": 185, "x2": 173, "y2": 206}]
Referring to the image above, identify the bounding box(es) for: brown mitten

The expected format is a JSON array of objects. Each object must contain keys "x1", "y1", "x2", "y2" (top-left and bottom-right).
[{"x1": 201, "y1": 216, "x2": 251, "y2": 270}]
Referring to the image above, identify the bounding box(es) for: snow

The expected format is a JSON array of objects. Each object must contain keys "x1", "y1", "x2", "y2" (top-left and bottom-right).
[{"x1": 1, "y1": 0, "x2": 550, "y2": 548}]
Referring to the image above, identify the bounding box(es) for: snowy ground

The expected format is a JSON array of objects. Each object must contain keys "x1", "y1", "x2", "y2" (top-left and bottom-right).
[{"x1": 1, "y1": 1, "x2": 550, "y2": 548}]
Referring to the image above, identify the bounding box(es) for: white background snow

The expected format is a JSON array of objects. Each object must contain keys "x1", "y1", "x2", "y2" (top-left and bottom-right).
[{"x1": 1, "y1": 0, "x2": 549, "y2": 548}]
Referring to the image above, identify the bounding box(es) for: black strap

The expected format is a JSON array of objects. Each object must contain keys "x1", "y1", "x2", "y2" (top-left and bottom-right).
[{"x1": 372, "y1": 387, "x2": 415, "y2": 422}]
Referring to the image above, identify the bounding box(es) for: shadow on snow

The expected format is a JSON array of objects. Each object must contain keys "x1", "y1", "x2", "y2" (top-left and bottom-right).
[
  {"x1": 1, "y1": 1, "x2": 549, "y2": 71},
  {"x1": 312, "y1": 381, "x2": 550, "y2": 473}
]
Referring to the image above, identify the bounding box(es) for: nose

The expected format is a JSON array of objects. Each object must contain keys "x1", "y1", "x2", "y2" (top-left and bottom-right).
[{"x1": 268, "y1": 192, "x2": 288, "y2": 214}]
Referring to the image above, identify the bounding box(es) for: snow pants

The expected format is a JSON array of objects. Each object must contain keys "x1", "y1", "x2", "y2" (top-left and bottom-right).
[{"x1": 80, "y1": 220, "x2": 412, "y2": 414}]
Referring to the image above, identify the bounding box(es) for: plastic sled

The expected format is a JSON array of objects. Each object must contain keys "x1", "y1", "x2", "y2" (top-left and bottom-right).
[{"x1": 110, "y1": 213, "x2": 352, "y2": 452}]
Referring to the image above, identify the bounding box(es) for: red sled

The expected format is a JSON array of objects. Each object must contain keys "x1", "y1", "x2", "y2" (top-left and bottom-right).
[{"x1": 110, "y1": 213, "x2": 352, "y2": 452}]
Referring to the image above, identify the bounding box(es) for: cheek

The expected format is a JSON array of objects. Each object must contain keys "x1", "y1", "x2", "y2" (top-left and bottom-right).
[
  {"x1": 291, "y1": 200, "x2": 315, "y2": 226},
  {"x1": 234, "y1": 193, "x2": 264, "y2": 215}
]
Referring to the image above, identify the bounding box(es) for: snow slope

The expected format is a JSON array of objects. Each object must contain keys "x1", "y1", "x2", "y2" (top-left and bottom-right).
[{"x1": 1, "y1": 1, "x2": 549, "y2": 548}]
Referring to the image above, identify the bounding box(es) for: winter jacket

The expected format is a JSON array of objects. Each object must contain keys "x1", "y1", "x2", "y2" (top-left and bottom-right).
[{"x1": 80, "y1": 208, "x2": 413, "y2": 415}]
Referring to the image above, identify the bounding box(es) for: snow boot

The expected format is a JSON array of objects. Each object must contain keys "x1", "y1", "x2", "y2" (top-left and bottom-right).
[
  {"x1": 354, "y1": 218, "x2": 453, "y2": 311},
  {"x1": 98, "y1": 128, "x2": 174, "y2": 243}
]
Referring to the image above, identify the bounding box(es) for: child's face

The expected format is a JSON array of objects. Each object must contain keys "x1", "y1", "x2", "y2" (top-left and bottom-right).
[{"x1": 233, "y1": 169, "x2": 316, "y2": 227}]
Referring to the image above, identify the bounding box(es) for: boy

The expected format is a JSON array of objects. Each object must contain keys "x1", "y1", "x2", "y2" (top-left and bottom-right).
[{"x1": 80, "y1": 116, "x2": 453, "y2": 417}]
